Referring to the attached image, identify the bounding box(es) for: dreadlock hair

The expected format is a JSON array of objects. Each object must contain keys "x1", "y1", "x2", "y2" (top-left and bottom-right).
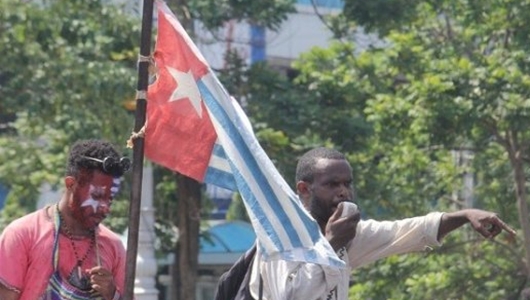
[
  {"x1": 66, "y1": 139, "x2": 124, "y2": 178},
  {"x1": 295, "y1": 147, "x2": 346, "y2": 183}
]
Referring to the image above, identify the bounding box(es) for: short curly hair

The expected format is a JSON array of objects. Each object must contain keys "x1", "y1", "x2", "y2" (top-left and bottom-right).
[
  {"x1": 295, "y1": 147, "x2": 346, "y2": 183},
  {"x1": 66, "y1": 139, "x2": 126, "y2": 178}
]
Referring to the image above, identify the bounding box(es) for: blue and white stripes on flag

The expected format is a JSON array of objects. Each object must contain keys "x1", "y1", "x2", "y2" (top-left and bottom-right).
[
  {"x1": 198, "y1": 72, "x2": 344, "y2": 267},
  {"x1": 154, "y1": 0, "x2": 344, "y2": 267}
]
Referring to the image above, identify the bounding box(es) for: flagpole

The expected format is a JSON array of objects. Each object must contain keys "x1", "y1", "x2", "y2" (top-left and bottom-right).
[{"x1": 125, "y1": 0, "x2": 155, "y2": 299}]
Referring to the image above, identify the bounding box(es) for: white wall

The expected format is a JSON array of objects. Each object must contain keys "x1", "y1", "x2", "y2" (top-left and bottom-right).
[{"x1": 193, "y1": 4, "x2": 343, "y2": 70}]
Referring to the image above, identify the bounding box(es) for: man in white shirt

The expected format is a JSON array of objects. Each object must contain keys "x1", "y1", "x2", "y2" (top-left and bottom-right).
[{"x1": 248, "y1": 147, "x2": 516, "y2": 300}]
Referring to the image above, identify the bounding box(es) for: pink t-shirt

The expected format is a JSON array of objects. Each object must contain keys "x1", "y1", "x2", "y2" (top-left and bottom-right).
[{"x1": 0, "y1": 206, "x2": 126, "y2": 300}]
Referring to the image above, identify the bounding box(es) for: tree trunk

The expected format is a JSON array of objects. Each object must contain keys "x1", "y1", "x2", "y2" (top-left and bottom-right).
[
  {"x1": 171, "y1": 174, "x2": 202, "y2": 300},
  {"x1": 512, "y1": 158, "x2": 530, "y2": 280},
  {"x1": 507, "y1": 145, "x2": 530, "y2": 282},
  {"x1": 166, "y1": 1, "x2": 200, "y2": 299}
]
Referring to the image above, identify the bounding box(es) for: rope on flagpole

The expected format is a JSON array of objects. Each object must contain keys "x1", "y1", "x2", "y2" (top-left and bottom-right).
[
  {"x1": 124, "y1": 0, "x2": 154, "y2": 298},
  {"x1": 136, "y1": 90, "x2": 147, "y2": 100},
  {"x1": 126, "y1": 52, "x2": 152, "y2": 150},
  {"x1": 139, "y1": 54, "x2": 158, "y2": 79},
  {"x1": 126, "y1": 124, "x2": 146, "y2": 149},
  {"x1": 138, "y1": 54, "x2": 151, "y2": 62},
  {"x1": 127, "y1": 53, "x2": 156, "y2": 149}
]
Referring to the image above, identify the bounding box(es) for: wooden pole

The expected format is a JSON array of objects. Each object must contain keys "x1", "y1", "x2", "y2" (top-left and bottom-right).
[{"x1": 124, "y1": 0, "x2": 154, "y2": 299}]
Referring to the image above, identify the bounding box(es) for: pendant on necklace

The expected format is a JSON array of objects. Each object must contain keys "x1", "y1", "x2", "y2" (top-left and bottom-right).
[
  {"x1": 77, "y1": 264, "x2": 83, "y2": 280},
  {"x1": 68, "y1": 262, "x2": 91, "y2": 291}
]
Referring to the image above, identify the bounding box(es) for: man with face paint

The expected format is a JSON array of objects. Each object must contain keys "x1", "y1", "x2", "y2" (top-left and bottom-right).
[
  {"x1": 0, "y1": 139, "x2": 130, "y2": 300},
  {"x1": 246, "y1": 147, "x2": 516, "y2": 300}
]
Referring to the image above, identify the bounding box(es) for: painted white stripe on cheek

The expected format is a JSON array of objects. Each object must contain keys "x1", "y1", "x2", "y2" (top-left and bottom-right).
[{"x1": 111, "y1": 178, "x2": 121, "y2": 198}]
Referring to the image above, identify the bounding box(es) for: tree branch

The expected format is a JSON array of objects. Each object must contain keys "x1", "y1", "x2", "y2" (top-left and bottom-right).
[
  {"x1": 481, "y1": 117, "x2": 509, "y2": 149},
  {"x1": 503, "y1": 10, "x2": 513, "y2": 49},
  {"x1": 310, "y1": 0, "x2": 335, "y2": 37},
  {"x1": 444, "y1": 12, "x2": 453, "y2": 41},
  {"x1": 309, "y1": 0, "x2": 352, "y2": 50}
]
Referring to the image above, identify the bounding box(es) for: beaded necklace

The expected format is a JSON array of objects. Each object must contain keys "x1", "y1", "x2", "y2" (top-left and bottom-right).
[{"x1": 56, "y1": 204, "x2": 96, "y2": 290}]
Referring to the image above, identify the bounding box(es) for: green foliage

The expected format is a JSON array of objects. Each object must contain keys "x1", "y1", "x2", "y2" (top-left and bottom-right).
[
  {"x1": 343, "y1": 0, "x2": 424, "y2": 35},
  {"x1": 151, "y1": 166, "x2": 180, "y2": 253},
  {"x1": 0, "y1": 0, "x2": 139, "y2": 230},
  {"x1": 188, "y1": 0, "x2": 296, "y2": 30},
  {"x1": 350, "y1": 231, "x2": 524, "y2": 299},
  {"x1": 219, "y1": 58, "x2": 302, "y2": 186},
  {"x1": 226, "y1": 193, "x2": 250, "y2": 222},
  {"x1": 250, "y1": 0, "x2": 530, "y2": 298},
  {"x1": 199, "y1": 2, "x2": 530, "y2": 298}
]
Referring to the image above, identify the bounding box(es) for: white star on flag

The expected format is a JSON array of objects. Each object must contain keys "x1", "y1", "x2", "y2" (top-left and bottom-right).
[
  {"x1": 167, "y1": 66, "x2": 203, "y2": 117},
  {"x1": 145, "y1": 0, "x2": 345, "y2": 269}
]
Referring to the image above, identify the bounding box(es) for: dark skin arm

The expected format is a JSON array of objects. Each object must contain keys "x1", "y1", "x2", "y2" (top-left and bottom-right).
[
  {"x1": 437, "y1": 209, "x2": 517, "y2": 241},
  {"x1": 326, "y1": 207, "x2": 516, "y2": 251},
  {"x1": 0, "y1": 284, "x2": 19, "y2": 300}
]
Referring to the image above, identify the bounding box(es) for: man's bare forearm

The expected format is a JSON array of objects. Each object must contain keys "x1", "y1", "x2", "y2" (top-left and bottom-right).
[{"x1": 437, "y1": 209, "x2": 516, "y2": 241}]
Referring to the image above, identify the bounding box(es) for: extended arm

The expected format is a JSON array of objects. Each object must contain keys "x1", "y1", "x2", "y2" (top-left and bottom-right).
[{"x1": 437, "y1": 209, "x2": 516, "y2": 241}]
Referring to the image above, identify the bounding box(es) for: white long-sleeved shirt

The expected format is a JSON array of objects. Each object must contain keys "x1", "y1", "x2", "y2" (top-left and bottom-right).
[{"x1": 249, "y1": 212, "x2": 444, "y2": 300}]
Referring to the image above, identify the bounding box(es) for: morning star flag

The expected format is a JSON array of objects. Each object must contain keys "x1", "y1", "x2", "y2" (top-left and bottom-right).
[{"x1": 145, "y1": 0, "x2": 343, "y2": 267}]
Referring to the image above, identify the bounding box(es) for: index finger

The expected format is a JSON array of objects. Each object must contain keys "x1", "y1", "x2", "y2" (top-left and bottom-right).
[{"x1": 493, "y1": 218, "x2": 517, "y2": 236}]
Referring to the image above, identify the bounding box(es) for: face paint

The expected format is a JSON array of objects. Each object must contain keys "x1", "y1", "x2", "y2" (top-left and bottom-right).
[
  {"x1": 110, "y1": 177, "x2": 121, "y2": 199},
  {"x1": 71, "y1": 171, "x2": 116, "y2": 229},
  {"x1": 81, "y1": 184, "x2": 108, "y2": 213}
]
